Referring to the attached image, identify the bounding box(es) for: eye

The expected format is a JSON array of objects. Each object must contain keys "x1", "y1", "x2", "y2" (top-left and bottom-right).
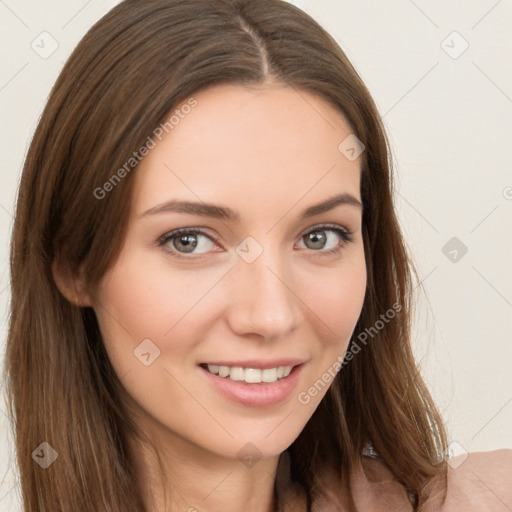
[
  {"x1": 297, "y1": 224, "x2": 353, "y2": 255},
  {"x1": 158, "y1": 228, "x2": 218, "y2": 257}
]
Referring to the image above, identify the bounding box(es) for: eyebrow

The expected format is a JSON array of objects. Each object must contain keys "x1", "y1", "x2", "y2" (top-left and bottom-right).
[{"x1": 139, "y1": 193, "x2": 363, "y2": 222}]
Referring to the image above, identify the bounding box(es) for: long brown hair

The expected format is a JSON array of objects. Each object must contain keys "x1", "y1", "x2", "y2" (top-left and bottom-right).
[{"x1": 3, "y1": 0, "x2": 447, "y2": 510}]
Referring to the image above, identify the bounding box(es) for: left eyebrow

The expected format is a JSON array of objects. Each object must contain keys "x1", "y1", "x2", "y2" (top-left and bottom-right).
[{"x1": 299, "y1": 193, "x2": 363, "y2": 218}]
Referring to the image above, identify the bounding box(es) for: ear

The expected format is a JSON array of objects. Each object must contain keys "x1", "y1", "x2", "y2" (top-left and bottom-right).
[{"x1": 51, "y1": 257, "x2": 93, "y2": 308}]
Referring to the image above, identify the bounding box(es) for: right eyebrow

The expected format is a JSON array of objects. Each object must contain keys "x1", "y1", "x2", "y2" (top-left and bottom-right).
[{"x1": 139, "y1": 200, "x2": 241, "y2": 222}]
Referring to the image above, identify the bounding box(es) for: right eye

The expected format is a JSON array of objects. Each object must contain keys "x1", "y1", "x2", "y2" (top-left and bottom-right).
[{"x1": 157, "y1": 228, "x2": 220, "y2": 258}]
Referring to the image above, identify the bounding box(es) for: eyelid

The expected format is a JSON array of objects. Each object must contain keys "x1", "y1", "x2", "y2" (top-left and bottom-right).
[
  {"x1": 157, "y1": 227, "x2": 221, "y2": 245},
  {"x1": 298, "y1": 222, "x2": 352, "y2": 239}
]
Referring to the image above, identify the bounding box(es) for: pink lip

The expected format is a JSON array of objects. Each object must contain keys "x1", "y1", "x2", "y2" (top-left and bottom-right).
[
  {"x1": 198, "y1": 363, "x2": 305, "y2": 407},
  {"x1": 200, "y1": 358, "x2": 305, "y2": 369}
]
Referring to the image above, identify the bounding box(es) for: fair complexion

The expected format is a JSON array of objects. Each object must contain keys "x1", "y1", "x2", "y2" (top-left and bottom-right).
[{"x1": 62, "y1": 82, "x2": 367, "y2": 511}]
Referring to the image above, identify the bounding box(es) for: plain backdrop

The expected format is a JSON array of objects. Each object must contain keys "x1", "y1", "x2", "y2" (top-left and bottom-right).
[{"x1": 1, "y1": 0, "x2": 511, "y2": 509}]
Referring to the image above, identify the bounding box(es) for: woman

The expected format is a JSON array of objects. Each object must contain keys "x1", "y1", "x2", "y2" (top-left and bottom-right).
[{"x1": 4, "y1": 0, "x2": 511, "y2": 510}]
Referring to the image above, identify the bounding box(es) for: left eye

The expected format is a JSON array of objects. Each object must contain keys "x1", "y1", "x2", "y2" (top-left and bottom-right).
[{"x1": 298, "y1": 226, "x2": 352, "y2": 251}]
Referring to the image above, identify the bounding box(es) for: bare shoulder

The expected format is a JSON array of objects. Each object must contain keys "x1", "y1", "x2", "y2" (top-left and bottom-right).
[{"x1": 442, "y1": 449, "x2": 512, "y2": 511}]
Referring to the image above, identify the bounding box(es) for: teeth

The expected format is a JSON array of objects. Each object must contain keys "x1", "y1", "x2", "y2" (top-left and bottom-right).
[
  {"x1": 245, "y1": 368, "x2": 262, "y2": 383},
  {"x1": 208, "y1": 364, "x2": 220, "y2": 374},
  {"x1": 261, "y1": 368, "x2": 276, "y2": 382},
  {"x1": 206, "y1": 364, "x2": 294, "y2": 383},
  {"x1": 229, "y1": 367, "x2": 244, "y2": 381}
]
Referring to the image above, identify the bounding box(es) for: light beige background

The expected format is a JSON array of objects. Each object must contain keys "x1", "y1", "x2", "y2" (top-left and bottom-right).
[{"x1": 1, "y1": 0, "x2": 511, "y2": 509}]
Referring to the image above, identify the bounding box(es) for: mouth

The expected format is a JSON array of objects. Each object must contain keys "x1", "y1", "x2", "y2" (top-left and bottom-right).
[
  {"x1": 199, "y1": 363, "x2": 296, "y2": 384},
  {"x1": 198, "y1": 360, "x2": 306, "y2": 407}
]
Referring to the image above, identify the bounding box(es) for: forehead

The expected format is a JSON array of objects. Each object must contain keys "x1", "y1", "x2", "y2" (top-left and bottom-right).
[{"x1": 132, "y1": 83, "x2": 362, "y2": 217}]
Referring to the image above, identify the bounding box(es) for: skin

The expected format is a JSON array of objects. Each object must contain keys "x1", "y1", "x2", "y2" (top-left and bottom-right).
[{"x1": 61, "y1": 81, "x2": 367, "y2": 511}]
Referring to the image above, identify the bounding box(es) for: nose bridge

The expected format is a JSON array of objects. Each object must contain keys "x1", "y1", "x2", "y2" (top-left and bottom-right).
[{"x1": 227, "y1": 240, "x2": 300, "y2": 340}]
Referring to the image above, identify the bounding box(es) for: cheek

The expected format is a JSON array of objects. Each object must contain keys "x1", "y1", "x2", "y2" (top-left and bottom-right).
[
  {"x1": 304, "y1": 249, "x2": 367, "y2": 337},
  {"x1": 292, "y1": 252, "x2": 366, "y2": 410},
  {"x1": 300, "y1": 248, "x2": 367, "y2": 385},
  {"x1": 91, "y1": 251, "x2": 225, "y2": 373}
]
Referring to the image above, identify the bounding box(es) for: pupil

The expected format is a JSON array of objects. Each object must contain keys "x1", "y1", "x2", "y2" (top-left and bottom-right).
[
  {"x1": 306, "y1": 231, "x2": 325, "y2": 250},
  {"x1": 176, "y1": 234, "x2": 197, "y2": 253}
]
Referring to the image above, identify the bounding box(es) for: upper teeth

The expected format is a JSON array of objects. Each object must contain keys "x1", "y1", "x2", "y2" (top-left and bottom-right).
[{"x1": 206, "y1": 364, "x2": 293, "y2": 383}]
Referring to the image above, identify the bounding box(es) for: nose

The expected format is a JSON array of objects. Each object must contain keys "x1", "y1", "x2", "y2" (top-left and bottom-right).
[{"x1": 225, "y1": 245, "x2": 301, "y2": 341}]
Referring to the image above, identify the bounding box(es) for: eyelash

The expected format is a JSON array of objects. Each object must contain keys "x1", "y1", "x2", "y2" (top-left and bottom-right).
[{"x1": 157, "y1": 223, "x2": 354, "y2": 261}]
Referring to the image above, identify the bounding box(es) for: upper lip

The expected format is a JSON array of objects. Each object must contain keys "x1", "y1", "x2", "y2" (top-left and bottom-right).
[{"x1": 200, "y1": 359, "x2": 306, "y2": 369}]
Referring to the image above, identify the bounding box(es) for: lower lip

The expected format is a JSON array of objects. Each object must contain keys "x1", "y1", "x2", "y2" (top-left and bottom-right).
[{"x1": 198, "y1": 364, "x2": 304, "y2": 407}]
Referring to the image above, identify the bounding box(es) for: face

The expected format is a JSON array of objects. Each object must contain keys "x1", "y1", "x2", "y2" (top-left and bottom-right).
[{"x1": 89, "y1": 82, "x2": 366, "y2": 462}]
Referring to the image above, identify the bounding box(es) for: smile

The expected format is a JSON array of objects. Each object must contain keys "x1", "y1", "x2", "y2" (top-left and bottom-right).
[
  {"x1": 202, "y1": 364, "x2": 293, "y2": 383},
  {"x1": 198, "y1": 360, "x2": 305, "y2": 407}
]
